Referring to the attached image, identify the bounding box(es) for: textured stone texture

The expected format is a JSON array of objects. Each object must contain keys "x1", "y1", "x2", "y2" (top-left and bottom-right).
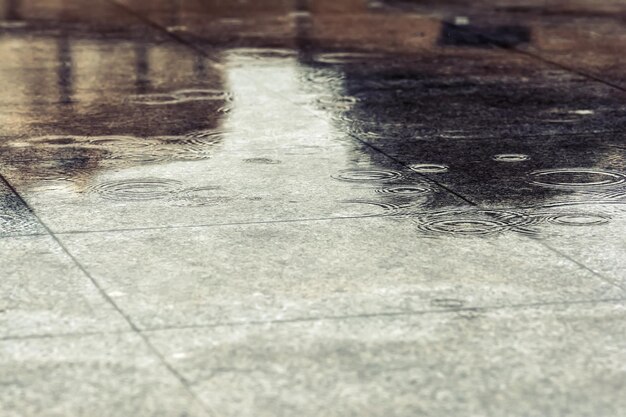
[{"x1": 1, "y1": 0, "x2": 625, "y2": 416}]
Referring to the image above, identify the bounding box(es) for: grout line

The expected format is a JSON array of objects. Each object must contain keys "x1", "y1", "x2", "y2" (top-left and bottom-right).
[
  {"x1": 107, "y1": 0, "x2": 221, "y2": 63},
  {"x1": 451, "y1": 23, "x2": 626, "y2": 94},
  {"x1": 2, "y1": 296, "x2": 625, "y2": 342},
  {"x1": 0, "y1": 232, "x2": 49, "y2": 239},
  {"x1": 53, "y1": 213, "x2": 424, "y2": 235},
  {"x1": 0, "y1": 329, "x2": 132, "y2": 342},
  {"x1": 135, "y1": 297, "x2": 626, "y2": 332},
  {"x1": 505, "y1": 46, "x2": 626, "y2": 94},
  {"x1": 537, "y1": 242, "x2": 626, "y2": 291}
]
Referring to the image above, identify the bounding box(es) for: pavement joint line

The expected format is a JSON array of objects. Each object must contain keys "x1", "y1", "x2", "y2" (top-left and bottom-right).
[
  {"x1": 2, "y1": 297, "x2": 625, "y2": 342},
  {"x1": 52, "y1": 213, "x2": 423, "y2": 235},
  {"x1": 0, "y1": 232, "x2": 49, "y2": 239},
  {"x1": 139, "y1": 296, "x2": 626, "y2": 333},
  {"x1": 0, "y1": 329, "x2": 133, "y2": 342},
  {"x1": 451, "y1": 23, "x2": 626, "y2": 94}
]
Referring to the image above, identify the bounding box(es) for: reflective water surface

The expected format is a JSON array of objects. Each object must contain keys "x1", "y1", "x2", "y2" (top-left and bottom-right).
[{"x1": 1, "y1": 1, "x2": 625, "y2": 417}]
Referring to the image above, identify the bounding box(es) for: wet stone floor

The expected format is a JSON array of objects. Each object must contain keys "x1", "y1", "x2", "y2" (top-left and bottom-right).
[{"x1": 1, "y1": 0, "x2": 626, "y2": 416}]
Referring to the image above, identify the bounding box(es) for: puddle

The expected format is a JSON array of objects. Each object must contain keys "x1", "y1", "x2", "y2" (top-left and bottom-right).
[
  {"x1": 411, "y1": 203, "x2": 622, "y2": 238},
  {"x1": 417, "y1": 217, "x2": 509, "y2": 236},
  {"x1": 313, "y1": 52, "x2": 384, "y2": 65},
  {"x1": 413, "y1": 209, "x2": 537, "y2": 237},
  {"x1": 8, "y1": 131, "x2": 226, "y2": 163},
  {"x1": 331, "y1": 169, "x2": 403, "y2": 182},
  {"x1": 529, "y1": 168, "x2": 626, "y2": 189},
  {"x1": 129, "y1": 89, "x2": 232, "y2": 105},
  {"x1": 1, "y1": 24, "x2": 623, "y2": 247},
  {"x1": 376, "y1": 185, "x2": 432, "y2": 196},
  {"x1": 88, "y1": 178, "x2": 184, "y2": 201},
  {"x1": 9, "y1": 135, "x2": 86, "y2": 148},
  {"x1": 493, "y1": 154, "x2": 530, "y2": 162},
  {"x1": 0, "y1": 213, "x2": 41, "y2": 236},
  {"x1": 338, "y1": 191, "x2": 433, "y2": 217},
  {"x1": 585, "y1": 189, "x2": 626, "y2": 200},
  {"x1": 316, "y1": 96, "x2": 358, "y2": 111},
  {"x1": 229, "y1": 48, "x2": 297, "y2": 59},
  {"x1": 438, "y1": 22, "x2": 531, "y2": 48},
  {"x1": 541, "y1": 213, "x2": 610, "y2": 226},
  {"x1": 409, "y1": 164, "x2": 449, "y2": 173}
]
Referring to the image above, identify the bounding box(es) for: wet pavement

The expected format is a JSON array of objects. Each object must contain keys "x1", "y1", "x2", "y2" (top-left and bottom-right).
[{"x1": 1, "y1": 0, "x2": 625, "y2": 416}]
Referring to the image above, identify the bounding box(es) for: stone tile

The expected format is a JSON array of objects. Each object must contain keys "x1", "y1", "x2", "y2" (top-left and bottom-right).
[
  {"x1": 285, "y1": 64, "x2": 623, "y2": 148},
  {"x1": 0, "y1": 32, "x2": 225, "y2": 138},
  {"x1": 0, "y1": 332, "x2": 209, "y2": 417},
  {"x1": 145, "y1": 301, "x2": 626, "y2": 417},
  {"x1": 520, "y1": 18, "x2": 626, "y2": 88},
  {"x1": 390, "y1": 0, "x2": 626, "y2": 89},
  {"x1": 58, "y1": 217, "x2": 622, "y2": 330},
  {"x1": 313, "y1": 60, "x2": 626, "y2": 139},
  {"x1": 533, "y1": 203, "x2": 626, "y2": 289},
  {"x1": 116, "y1": 0, "x2": 626, "y2": 138},
  {"x1": 115, "y1": 0, "x2": 312, "y2": 50},
  {"x1": 2, "y1": 143, "x2": 461, "y2": 232},
  {"x1": 0, "y1": 235, "x2": 130, "y2": 338},
  {"x1": 221, "y1": 48, "x2": 626, "y2": 139},
  {"x1": 0, "y1": 0, "x2": 160, "y2": 38},
  {"x1": 0, "y1": 27, "x2": 346, "y2": 156},
  {"x1": 355, "y1": 132, "x2": 626, "y2": 208},
  {"x1": 0, "y1": 0, "x2": 625, "y2": 415},
  {"x1": 0, "y1": 181, "x2": 45, "y2": 238}
]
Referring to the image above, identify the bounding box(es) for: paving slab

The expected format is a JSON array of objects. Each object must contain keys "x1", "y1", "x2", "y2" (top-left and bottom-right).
[
  {"x1": 145, "y1": 301, "x2": 626, "y2": 417},
  {"x1": 115, "y1": 0, "x2": 626, "y2": 138},
  {"x1": 381, "y1": 0, "x2": 626, "y2": 89},
  {"x1": 1, "y1": 142, "x2": 464, "y2": 232},
  {"x1": 0, "y1": 332, "x2": 210, "y2": 417},
  {"x1": 0, "y1": 180, "x2": 44, "y2": 238},
  {"x1": 0, "y1": 234, "x2": 130, "y2": 339},
  {"x1": 58, "y1": 217, "x2": 623, "y2": 330},
  {"x1": 1, "y1": 1, "x2": 625, "y2": 416},
  {"x1": 536, "y1": 203, "x2": 626, "y2": 289},
  {"x1": 353, "y1": 132, "x2": 626, "y2": 208}
]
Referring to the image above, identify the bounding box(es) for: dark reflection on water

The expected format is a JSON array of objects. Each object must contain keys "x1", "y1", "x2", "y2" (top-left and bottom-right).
[
  {"x1": 4, "y1": 0, "x2": 19, "y2": 21},
  {"x1": 438, "y1": 22, "x2": 530, "y2": 48},
  {"x1": 57, "y1": 35, "x2": 73, "y2": 104},
  {"x1": 134, "y1": 43, "x2": 151, "y2": 94},
  {"x1": 0, "y1": 28, "x2": 230, "y2": 185}
]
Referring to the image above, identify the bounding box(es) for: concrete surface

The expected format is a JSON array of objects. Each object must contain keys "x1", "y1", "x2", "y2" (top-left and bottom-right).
[{"x1": 1, "y1": 0, "x2": 625, "y2": 416}]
